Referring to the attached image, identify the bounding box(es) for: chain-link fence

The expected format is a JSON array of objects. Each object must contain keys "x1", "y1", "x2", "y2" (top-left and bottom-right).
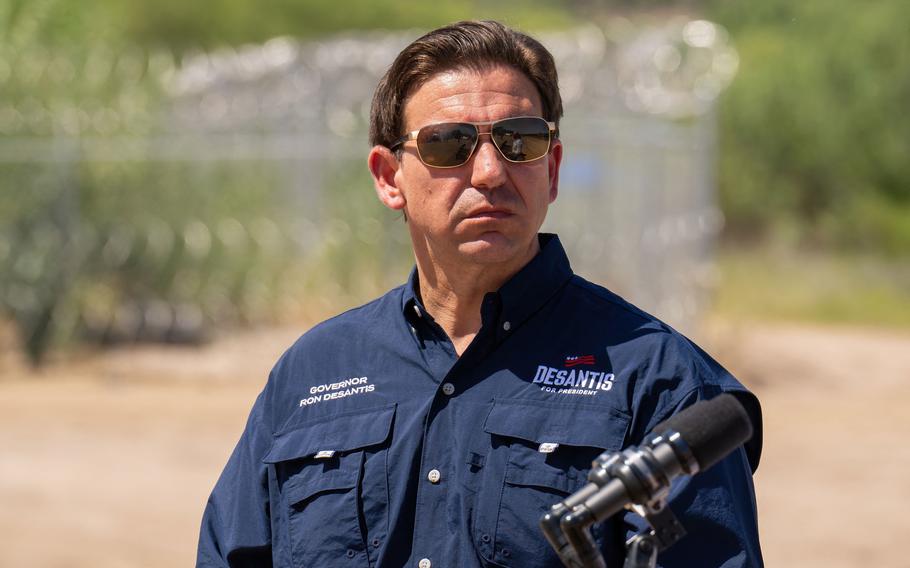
[{"x1": 0, "y1": 20, "x2": 737, "y2": 363}]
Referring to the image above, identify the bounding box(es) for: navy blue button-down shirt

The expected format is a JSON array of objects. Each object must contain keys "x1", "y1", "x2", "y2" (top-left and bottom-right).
[{"x1": 198, "y1": 234, "x2": 763, "y2": 567}]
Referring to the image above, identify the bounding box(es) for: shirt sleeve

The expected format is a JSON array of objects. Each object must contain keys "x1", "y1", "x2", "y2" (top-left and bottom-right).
[
  {"x1": 197, "y1": 386, "x2": 274, "y2": 567},
  {"x1": 622, "y1": 387, "x2": 764, "y2": 568}
]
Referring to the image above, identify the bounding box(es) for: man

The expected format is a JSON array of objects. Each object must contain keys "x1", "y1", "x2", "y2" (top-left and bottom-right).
[{"x1": 198, "y1": 20, "x2": 762, "y2": 567}]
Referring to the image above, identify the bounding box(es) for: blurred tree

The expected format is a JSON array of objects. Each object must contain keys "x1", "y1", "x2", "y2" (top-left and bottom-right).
[
  {"x1": 3, "y1": 0, "x2": 573, "y2": 53},
  {"x1": 707, "y1": 0, "x2": 910, "y2": 253}
]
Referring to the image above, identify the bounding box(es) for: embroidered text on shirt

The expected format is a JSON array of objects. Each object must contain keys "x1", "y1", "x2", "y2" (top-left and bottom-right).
[
  {"x1": 532, "y1": 365, "x2": 614, "y2": 395},
  {"x1": 299, "y1": 376, "x2": 375, "y2": 407}
]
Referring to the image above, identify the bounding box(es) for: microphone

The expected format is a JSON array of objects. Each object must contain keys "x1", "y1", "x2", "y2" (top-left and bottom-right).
[{"x1": 540, "y1": 393, "x2": 754, "y2": 568}]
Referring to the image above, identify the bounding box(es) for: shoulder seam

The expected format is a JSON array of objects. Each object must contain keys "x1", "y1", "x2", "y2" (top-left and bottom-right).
[
  {"x1": 304, "y1": 283, "x2": 407, "y2": 334},
  {"x1": 566, "y1": 276, "x2": 664, "y2": 328}
]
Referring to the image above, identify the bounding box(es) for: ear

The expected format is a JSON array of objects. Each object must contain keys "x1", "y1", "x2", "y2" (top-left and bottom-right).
[
  {"x1": 368, "y1": 145, "x2": 406, "y2": 211},
  {"x1": 547, "y1": 139, "x2": 563, "y2": 204}
]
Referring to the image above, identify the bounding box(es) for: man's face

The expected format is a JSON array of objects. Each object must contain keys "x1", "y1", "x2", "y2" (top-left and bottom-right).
[{"x1": 372, "y1": 64, "x2": 562, "y2": 269}]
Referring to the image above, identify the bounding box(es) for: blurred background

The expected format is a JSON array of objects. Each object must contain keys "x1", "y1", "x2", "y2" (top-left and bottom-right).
[{"x1": 1, "y1": 1, "x2": 908, "y2": 566}]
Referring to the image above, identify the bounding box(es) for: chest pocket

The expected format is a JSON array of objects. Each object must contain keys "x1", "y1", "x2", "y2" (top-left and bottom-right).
[
  {"x1": 474, "y1": 398, "x2": 629, "y2": 567},
  {"x1": 263, "y1": 404, "x2": 396, "y2": 568}
]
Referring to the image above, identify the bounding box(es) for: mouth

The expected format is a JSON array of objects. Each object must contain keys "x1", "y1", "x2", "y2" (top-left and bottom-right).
[{"x1": 464, "y1": 207, "x2": 513, "y2": 220}]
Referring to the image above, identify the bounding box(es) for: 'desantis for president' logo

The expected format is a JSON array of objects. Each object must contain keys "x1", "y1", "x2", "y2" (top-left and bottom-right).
[{"x1": 532, "y1": 354, "x2": 614, "y2": 396}]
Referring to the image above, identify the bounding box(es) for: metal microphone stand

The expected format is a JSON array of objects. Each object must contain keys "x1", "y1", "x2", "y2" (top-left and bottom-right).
[{"x1": 540, "y1": 432, "x2": 695, "y2": 568}]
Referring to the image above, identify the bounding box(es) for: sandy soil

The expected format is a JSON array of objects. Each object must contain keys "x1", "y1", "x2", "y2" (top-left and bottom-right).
[{"x1": 1, "y1": 320, "x2": 908, "y2": 567}]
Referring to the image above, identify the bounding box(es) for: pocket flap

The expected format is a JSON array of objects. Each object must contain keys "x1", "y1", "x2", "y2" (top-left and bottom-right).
[
  {"x1": 484, "y1": 399, "x2": 629, "y2": 494},
  {"x1": 504, "y1": 446, "x2": 583, "y2": 493},
  {"x1": 483, "y1": 398, "x2": 628, "y2": 450},
  {"x1": 284, "y1": 466, "x2": 359, "y2": 506},
  {"x1": 263, "y1": 403, "x2": 396, "y2": 464}
]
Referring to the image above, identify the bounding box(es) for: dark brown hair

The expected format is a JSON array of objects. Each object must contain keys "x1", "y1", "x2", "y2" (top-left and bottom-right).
[{"x1": 369, "y1": 20, "x2": 563, "y2": 148}]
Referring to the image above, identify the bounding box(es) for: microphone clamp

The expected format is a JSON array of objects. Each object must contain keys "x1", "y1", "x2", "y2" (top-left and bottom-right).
[{"x1": 540, "y1": 429, "x2": 697, "y2": 568}]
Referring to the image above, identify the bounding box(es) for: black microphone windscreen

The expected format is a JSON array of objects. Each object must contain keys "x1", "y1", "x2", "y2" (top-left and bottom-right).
[{"x1": 654, "y1": 393, "x2": 754, "y2": 471}]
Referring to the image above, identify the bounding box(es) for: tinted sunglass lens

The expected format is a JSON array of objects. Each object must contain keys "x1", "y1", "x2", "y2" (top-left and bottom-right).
[
  {"x1": 492, "y1": 117, "x2": 551, "y2": 162},
  {"x1": 416, "y1": 123, "x2": 478, "y2": 167}
]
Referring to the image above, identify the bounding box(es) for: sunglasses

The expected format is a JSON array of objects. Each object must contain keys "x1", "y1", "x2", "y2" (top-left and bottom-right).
[{"x1": 389, "y1": 116, "x2": 557, "y2": 168}]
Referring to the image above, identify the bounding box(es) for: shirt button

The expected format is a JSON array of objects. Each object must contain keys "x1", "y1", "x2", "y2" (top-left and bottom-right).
[
  {"x1": 427, "y1": 469, "x2": 441, "y2": 484},
  {"x1": 502, "y1": 321, "x2": 511, "y2": 331},
  {"x1": 418, "y1": 558, "x2": 432, "y2": 568},
  {"x1": 346, "y1": 549, "x2": 356, "y2": 558},
  {"x1": 441, "y1": 382, "x2": 455, "y2": 396}
]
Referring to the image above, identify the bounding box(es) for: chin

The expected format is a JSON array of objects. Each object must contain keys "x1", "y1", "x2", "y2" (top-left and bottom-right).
[{"x1": 455, "y1": 235, "x2": 533, "y2": 265}]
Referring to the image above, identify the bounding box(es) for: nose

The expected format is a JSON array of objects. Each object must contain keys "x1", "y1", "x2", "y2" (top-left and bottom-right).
[{"x1": 470, "y1": 136, "x2": 508, "y2": 190}]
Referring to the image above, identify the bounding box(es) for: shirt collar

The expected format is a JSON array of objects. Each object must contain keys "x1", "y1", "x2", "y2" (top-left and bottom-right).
[
  {"x1": 496, "y1": 233, "x2": 573, "y2": 329},
  {"x1": 400, "y1": 233, "x2": 573, "y2": 331},
  {"x1": 401, "y1": 266, "x2": 422, "y2": 319}
]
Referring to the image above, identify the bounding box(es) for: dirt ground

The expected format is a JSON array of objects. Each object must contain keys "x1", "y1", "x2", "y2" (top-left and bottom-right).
[{"x1": 1, "y1": 320, "x2": 908, "y2": 567}]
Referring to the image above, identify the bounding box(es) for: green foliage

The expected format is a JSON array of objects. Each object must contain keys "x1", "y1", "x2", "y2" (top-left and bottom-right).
[
  {"x1": 128, "y1": 0, "x2": 574, "y2": 50},
  {"x1": 1, "y1": 0, "x2": 575, "y2": 54},
  {"x1": 708, "y1": 0, "x2": 910, "y2": 254},
  {"x1": 0, "y1": 2, "x2": 296, "y2": 362}
]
